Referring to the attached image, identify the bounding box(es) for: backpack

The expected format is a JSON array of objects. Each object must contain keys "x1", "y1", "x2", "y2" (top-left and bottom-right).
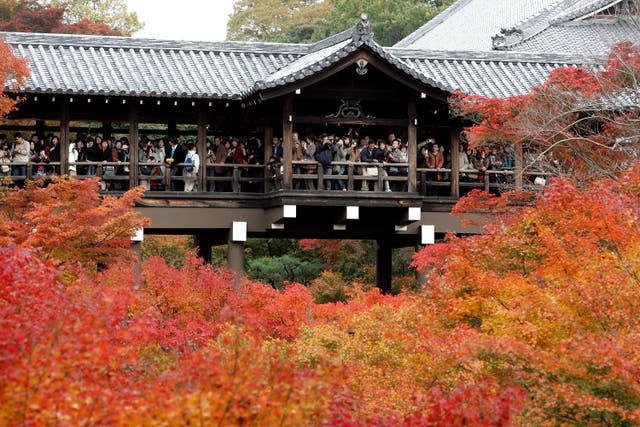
[
  {"x1": 317, "y1": 147, "x2": 333, "y2": 166},
  {"x1": 185, "y1": 155, "x2": 194, "y2": 172}
]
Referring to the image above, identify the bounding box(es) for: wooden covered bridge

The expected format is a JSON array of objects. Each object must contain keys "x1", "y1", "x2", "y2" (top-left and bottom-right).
[{"x1": 0, "y1": 12, "x2": 606, "y2": 290}]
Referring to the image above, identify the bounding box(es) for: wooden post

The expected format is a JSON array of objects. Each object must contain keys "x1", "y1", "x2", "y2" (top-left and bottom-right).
[
  {"x1": 102, "y1": 122, "x2": 112, "y2": 139},
  {"x1": 197, "y1": 107, "x2": 208, "y2": 192},
  {"x1": 407, "y1": 101, "x2": 417, "y2": 193},
  {"x1": 450, "y1": 122, "x2": 461, "y2": 198},
  {"x1": 282, "y1": 95, "x2": 294, "y2": 191},
  {"x1": 375, "y1": 239, "x2": 392, "y2": 294},
  {"x1": 129, "y1": 106, "x2": 139, "y2": 189},
  {"x1": 35, "y1": 120, "x2": 45, "y2": 138},
  {"x1": 194, "y1": 233, "x2": 213, "y2": 264},
  {"x1": 228, "y1": 239, "x2": 245, "y2": 289},
  {"x1": 60, "y1": 98, "x2": 70, "y2": 175},
  {"x1": 263, "y1": 126, "x2": 273, "y2": 163},
  {"x1": 263, "y1": 126, "x2": 273, "y2": 193},
  {"x1": 514, "y1": 140, "x2": 523, "y2": 190},
  {"x1": 167, "y1": 123, "x2": 177, "y2": 138}
]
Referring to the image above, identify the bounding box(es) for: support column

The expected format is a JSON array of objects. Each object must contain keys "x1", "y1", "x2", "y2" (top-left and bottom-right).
[
  {"x1": 228, "y1": 241, "x2": 245, "y2": 288},
  {"x1": 197, "y1": 107, "x2": 208, "y2": 192},
  {"x1": 167, "y1": 123, "x2": 177, "y2": 138},
  {"x1": 407, "y1": 101, "x2": 417, "y2": 193},
  {"x1": 102, "y1": 122, "x2": 112, "y2": 139},
  {"x1": 60, "y1": 98, "x2": 70, "y2": 175},
  {"x1": 263, "y1": 126, "x2": 273, "y2": 162},
  {"x1": 129, "y1": 106, "x2": 139, "y2": 189},
  {"x1": 194, "y1": 233, "x2": 213, "y2": 264},
  {"x1": 263, "y1": 126, "x2": 273, "y2": 193},
  {"x1": 35, "y1": 120, "x2": 45, "y2": 138},
  {"x1": 375, "y1": 239, "x2": 392, "y2": 294},
  {"x1": 450, "y1": 122, "x2": 461, "y2": 198},
  {"x1": 514, "y1": 140, "x2": 523, "y2": 190},
  {"x1": 282, "y1": 95, "x2": 294, "y2": 190},
  {"x1": 228, "y1": 221, "x2": 247, "y2": 288}
]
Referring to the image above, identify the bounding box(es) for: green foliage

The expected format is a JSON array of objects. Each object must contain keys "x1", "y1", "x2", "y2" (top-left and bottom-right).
[
  {"x1": 226, "y1": 0, "x2": 456, "y2": 45},
  {"x1": 141, "y1": 235, "x2": 195, "y2": 269},
  {"x1": 48, "y1": 0, "x2": 143, "y2": 35},
  {"x1": 226, "y1": 0, "x2": 331, "y2": 43},
  {"x1": 328, "y1": 0, "x2": 455, "y2": 46},
  {"x1": 308, "y1": 270, "x2": 350, "y2": 303},
  {"x1": 247, "y1": 254, "x2": 325, "y2": 288}
]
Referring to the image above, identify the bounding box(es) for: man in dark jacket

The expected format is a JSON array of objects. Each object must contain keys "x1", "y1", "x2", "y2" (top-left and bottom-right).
[
  {"x1": 165, "y1": 138, "x2": 185, "y2": 190},
  {"x1": 360, "y1": 140, "x2": 378, "y2": 191}
]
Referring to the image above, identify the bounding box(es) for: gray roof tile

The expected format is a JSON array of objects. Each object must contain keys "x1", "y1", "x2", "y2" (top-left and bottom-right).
[
  {"x1": 394, "y1": 0, "x2": 560, "y2": 51},
  {"x1": 509, "y1": 17, "x2": 640, "y2": 55},
  {"x1": 0, "y1": 11, "x2": 610, "y2": 102},
  {"x1": 4, "y1": 31, "x2": 306, "y2": 99}
]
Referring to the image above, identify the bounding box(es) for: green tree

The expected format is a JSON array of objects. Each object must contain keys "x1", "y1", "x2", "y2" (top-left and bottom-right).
[
  {"x1": 226, "y1": 0, "x2": 456, "y2": 45},
  {"x1": 227, "y1": 0, "x2": 330, "y2": 43},
  {"x1": 48, "y1": 0, "x2": 143, "y2": 35},
  {"x1": 247, "y1": 254, "x2": 325, "y2": 288}
]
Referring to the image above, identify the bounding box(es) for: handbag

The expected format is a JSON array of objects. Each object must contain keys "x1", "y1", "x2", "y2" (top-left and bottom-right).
[{"x1": 367, "y1": 167, "x2": 378, "y2": 176}]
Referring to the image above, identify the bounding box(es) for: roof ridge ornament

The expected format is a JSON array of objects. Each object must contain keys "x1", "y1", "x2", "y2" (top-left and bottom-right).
[
  {"x1": 352, "y1": 13, "x2": 373, "y2": 42},
  {"x1": 492, "y1": 27, "x2": 524, "y2": 50}
]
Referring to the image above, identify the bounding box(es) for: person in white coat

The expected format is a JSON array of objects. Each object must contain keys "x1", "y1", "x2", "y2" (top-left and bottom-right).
[
  {"x1": 68, "y1": 141, "x2": 78, "y2": 176},
  {"x1": 183, "y1": 141, "x2": 200, "y2": 192}
]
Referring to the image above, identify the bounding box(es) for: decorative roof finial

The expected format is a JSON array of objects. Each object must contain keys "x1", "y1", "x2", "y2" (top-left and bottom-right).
[{"x1": 352, "y1": 13, "x2": 373, "y2": 42}]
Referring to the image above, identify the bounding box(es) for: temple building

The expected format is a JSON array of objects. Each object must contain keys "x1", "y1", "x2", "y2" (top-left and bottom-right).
[{"x1": 1, "y1": 0, "x2": 637, "y2": 290}]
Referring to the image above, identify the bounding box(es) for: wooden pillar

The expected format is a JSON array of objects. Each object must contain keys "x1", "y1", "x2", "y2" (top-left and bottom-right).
[
  {"x1": 263, "y1": 126, "x2": 273, "y2": 193},
  {"x1": 35, "y1": 120, "x2": 45, "y2": 138},
  {"x1": 407, "y1": 101, "x2": 417, "y2": 193},
  {"x1": 450, "y1": 122, "x2": 461, "y2": 198},
  {"x1": 514, "y1": 140, "x2": 523, "y2": 190},
  {"x1": 129, "y1": 106, "x2": 139, "y2": 189},
  {"x1": 197, "y1": 107, "x2": 208, "y2": 192},
  {"x1": 228, "y1": 239, "x2": 245, "y2": 289},
  {"x1": 194, "y1": 233, "x2": 213, "y2": 264},
  {"x1": 375, "y1": 239, "x2": 392, "y2": 294},
  {"x1": 263, "y1": 126, "x2": 273, "y2": 162},
  {"x1": 60, "y1": 98, "x2": 70, "y2": 174},
  {"x1": 282, "y1": 95, "x2": 294, "y2": 191},
  {"x1": 102, "y1": 122, "x2": 112, "y2": 139},
  {"x1": 167, "y1": 123, "x2": 177, "y2": 138}
]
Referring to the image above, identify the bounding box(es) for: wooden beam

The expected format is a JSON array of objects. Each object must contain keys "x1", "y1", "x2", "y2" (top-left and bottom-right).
[
  {"x1": 60, "y1": 99, "x2": 70, "y2": 175},
  {"x1": 408, "y1": 101, "x2": 417, "y2": 193},
  {"x1": 197, "y1": 108, "x2": 208, "y2": 192},
  {"x1": 256, "y1": 48, "x2": 449, "y2": 103},
  {"x1": 129, "y1": 106, "x2": 139, "y2": 189},
  {"x1": 450, "y1": 122, "x2": 461, "y2": 198},
  {"x1": 282, "y1": 94, "x2": 294, "y2": 191},
  {"x1": 293, "y1": 116, "x2": 409, "y2": 127}
]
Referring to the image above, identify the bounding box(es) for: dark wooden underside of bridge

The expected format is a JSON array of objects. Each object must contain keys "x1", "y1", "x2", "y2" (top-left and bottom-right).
[{"x1": 137, "y1": 191, "x2": 483, "y2": 243}]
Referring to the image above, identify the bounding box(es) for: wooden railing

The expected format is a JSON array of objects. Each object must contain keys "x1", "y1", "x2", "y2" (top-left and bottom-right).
[{"x1": 0, "y1": 160, "x2": 553, "y2": 196}]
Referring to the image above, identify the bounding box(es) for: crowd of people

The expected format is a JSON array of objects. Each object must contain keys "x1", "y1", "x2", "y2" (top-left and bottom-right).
[{"x1": 0, "y1": 130, "x2": 516, "y2": 193}]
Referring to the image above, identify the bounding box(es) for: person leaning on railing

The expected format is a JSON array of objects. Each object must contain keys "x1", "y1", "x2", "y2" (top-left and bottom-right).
[
  {"x1": 12, "y1": 133, "x2": 30, "y2": 183},
  {"x1": 332, "y1": 136, "x2": 349, "y2": 191},
  {"x1": 183, "y1": 141, "x2": 200, "y2": 192},
  {"x1": 0, "y1": 139, "x2": 11, "y2": 177}
]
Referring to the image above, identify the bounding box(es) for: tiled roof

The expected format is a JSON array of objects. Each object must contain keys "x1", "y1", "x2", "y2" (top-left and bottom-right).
[
  {"x1": 247, "y1": 18, "x2": 451, "y2": 97},
  {"x1": 0, "y1": 13, "x2": 608, "y2": 102},
  {"x1": 4, "y1": 32, "x2": 307, "y2": 99},
  {"x1": 392, "y1": 49, "x2": 602, "y2": 97},
  {"x1": 394, "y1": 0, "x2": 561, "y2": 51},
  {"x1": 509, "y1": 17, "x2": 640, "y2": 55},
  {"x1": 492, "y1": 0, "x2": 634, "y2": 51},
  {"x1": 395, "y1": 0, "x2": 635, "y2": 55}
]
